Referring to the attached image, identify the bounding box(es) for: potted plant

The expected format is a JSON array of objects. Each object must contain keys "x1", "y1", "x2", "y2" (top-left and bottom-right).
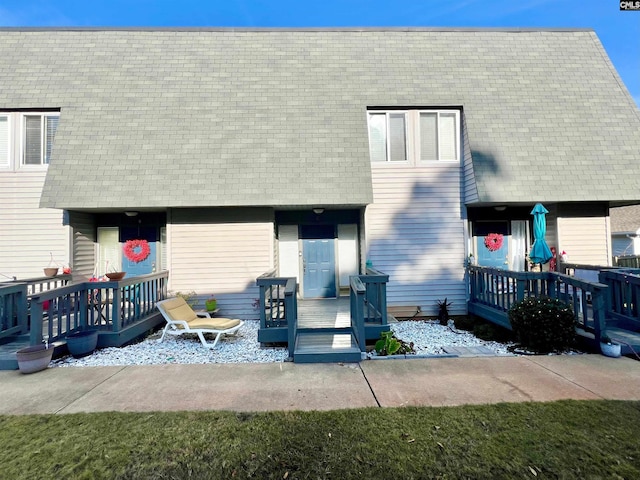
[
  {"x1": 16, "y1": 338, "x2": 55, "y2": 374},
  {"x1": 205, "y1": 296, "x2": 218, "y2": 312},
  {"x1": 436, "y1": 298, "x2": 452, "y2": 326},
  {"x1": 600, "y1": 334, "x2": 621, "y2": 358},
  {"x1": 66, "y1": 328, "x2": 99, "y2": 358}
]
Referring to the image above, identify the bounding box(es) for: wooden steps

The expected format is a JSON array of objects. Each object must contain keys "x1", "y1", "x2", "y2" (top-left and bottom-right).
[{"x1": 293, "y1": 328, "x2": 363, "y2": 363}]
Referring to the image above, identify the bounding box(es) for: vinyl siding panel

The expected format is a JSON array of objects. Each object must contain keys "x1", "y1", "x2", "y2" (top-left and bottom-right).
[
  {"x1": 68, "y1": 211, "x2": 96, "y2": 280},
  {"x1": 0, "y1": 170, "x2": 69, "y2": 280},
  {"x1": 366, "y1": 164, "x2": 466, "y2": 316},
  {"x1": 462, "y1": 112, "x2": 479, "y2": 204},
  {"x1": 557, "y1": 215, "x2": 611, "y2": 266},
  {"x1": 168, "y1": 208, "x2": 275, "y2": 319}
]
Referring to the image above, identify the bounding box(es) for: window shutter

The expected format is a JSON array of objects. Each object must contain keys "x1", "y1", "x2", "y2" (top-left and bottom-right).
[
  {"x1": 368, "y1": 113, "x2": 387, "y2": 162},
  {"x1": 44, "y1": 115, "x2": 59, "y2": 165},
  {"x1": 388, "y1": 113, "x2": 407, "y2": 162},
  {"x1": 0, "y1": 116, "x2": 8, "y2": 167},
  {"x1": 24, "y1": 116, "x2": 42, "y2": 165},
  {"x1": 420, "y1": 113, "x2": 438, "y2": 161},
  {"x1": 439, "y1": 113, "x2": 458, "y2": 161}
]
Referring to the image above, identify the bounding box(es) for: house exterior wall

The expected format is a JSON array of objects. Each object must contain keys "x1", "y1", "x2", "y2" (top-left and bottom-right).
[
  {"x1": 557, "y1": 210, "x2": 611, "y2": 266},
  {"x1": 0, "y1": 170, "x2": 70, "y2": 280},
  {"x1": 365, "y1": 164, "x2": 467, "y2": 316},
  {"x1": 462, "y1": 112, "x2": 479, "y2": 204},
  {"x1": 68, "y1": 211, "x2": 96, "y2": 280},
  {"x1": 167, "y1": 208, "x2": 275, "y2": 319}
]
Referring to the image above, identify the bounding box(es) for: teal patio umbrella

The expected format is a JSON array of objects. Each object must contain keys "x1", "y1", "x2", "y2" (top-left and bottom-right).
[{"x1": 529, "y1": 203, "x2": 553, "y2": 265}]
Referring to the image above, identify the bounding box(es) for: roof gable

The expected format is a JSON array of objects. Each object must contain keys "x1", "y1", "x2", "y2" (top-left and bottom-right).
[{"x1": 0, "y1": 28, "x2": 637, "y2": 209}]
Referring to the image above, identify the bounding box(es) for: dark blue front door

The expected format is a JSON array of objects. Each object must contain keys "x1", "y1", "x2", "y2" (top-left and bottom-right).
[{"x1": 302, "y1": 239, "x2": 336, "y2": 298}]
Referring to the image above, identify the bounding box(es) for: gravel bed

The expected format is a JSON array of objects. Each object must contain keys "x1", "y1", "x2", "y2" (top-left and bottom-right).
[{"x1": 51, "y1": 319, "x2": 513, "y2": 368}]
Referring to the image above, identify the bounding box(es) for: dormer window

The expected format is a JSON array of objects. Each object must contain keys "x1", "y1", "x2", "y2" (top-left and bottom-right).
[
  {"x1": 367, "y1": 109, "x2": 460, "y2": 164},
  {"x1": 23, "y1": 113, "x2": 59, "y2": 166}
]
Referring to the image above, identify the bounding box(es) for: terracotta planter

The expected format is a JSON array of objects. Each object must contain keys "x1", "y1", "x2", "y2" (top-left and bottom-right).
[
  {"x1": 44, "y1": 267, "x2": 58, "y2": 277},
  {"x1": 105, "y1": 272, "x2": 126, "y2": 281},
  {"x1": 16, "y1": 344, "x2": 55, "y2": 374},
  {"x1": 66, "y1": 330, "x2": 99, "y2": 358}
]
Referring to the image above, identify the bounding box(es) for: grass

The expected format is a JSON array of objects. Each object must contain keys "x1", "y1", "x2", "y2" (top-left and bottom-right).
[{"x1": 1, "y1": 400, "x2": 639, "y2": 479}]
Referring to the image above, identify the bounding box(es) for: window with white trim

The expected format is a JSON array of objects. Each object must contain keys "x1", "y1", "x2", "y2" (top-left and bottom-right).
[
  {"x1": 0, "y1": 111, "x2": 60, "y2": 170},
  {"x1": 23, "y1": 113, "x2": 59, "y2": 166},
  {"x1": 0, "y1": 115, "x2": 8, "y2": 168},
  {"x1": 367, "y1": 109, "x2": 460, "y2": 164}
]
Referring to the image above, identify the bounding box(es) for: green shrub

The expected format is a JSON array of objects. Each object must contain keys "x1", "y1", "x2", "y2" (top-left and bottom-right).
[{"x1": 508, "y1": 296, "x2": 576, "y2": 353}]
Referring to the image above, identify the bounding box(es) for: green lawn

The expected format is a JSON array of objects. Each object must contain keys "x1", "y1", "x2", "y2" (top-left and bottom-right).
[{"x1": 1, "y1": 400, "x2": 639, "y2": 479}]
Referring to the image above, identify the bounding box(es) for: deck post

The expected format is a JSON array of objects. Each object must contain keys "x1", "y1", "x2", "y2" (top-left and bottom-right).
[
  {"x1": 285, "y1": 278, "x2": 297, "y2": 358},
  {"x1": 28, "y1": 296, "x2": 44, "y2": 346},
  {"x1": 591, "y1": 285, "x2": 607, "y2": 342},
  {"x1": 350, "y1": 276, "x2": 366, "y2": 352}
]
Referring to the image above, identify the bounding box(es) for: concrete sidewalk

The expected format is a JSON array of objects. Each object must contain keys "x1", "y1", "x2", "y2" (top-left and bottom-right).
[{"x1": 1, "y1": 355, "x2": 639, "y2": 415}]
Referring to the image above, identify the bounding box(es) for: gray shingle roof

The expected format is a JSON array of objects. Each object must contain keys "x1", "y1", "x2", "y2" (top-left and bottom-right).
[
  {"x1": 0, "y1": 28, "x2": 637, "y2": 209},
  {"x1": 611, "y1": 205, "x2": 640, "y2": 233}
]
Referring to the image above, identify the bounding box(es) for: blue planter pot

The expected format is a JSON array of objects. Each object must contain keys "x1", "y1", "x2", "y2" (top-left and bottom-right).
[{"x1": 66, "y1": 330, "x2": 99, "y2": 358}]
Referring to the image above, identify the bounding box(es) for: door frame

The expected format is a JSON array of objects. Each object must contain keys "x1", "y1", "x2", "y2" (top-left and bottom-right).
[{"x1": 298, "y1": 224, "x2": 339, "y2": 299}]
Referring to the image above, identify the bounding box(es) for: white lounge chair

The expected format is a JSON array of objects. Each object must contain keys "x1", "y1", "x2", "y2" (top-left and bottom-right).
[{"x1": 156, "y1": 297, "x2": 244, "y2": 349}]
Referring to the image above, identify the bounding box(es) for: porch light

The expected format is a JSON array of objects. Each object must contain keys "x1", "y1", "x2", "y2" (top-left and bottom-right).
[
  {"x1": 124, "y1": 211, "x2": 139, "y2": 217},
  {"x1": 312, "y1": 208, "x2": 325, "y2": 215},
  {"x1": 494, "y1": 205, "x2": 507, "y2": 212}
]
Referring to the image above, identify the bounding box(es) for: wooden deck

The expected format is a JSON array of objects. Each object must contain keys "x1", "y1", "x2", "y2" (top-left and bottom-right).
[
  {"x1": 294, "y1": 298, "x2": 362, "y2": 363},
  {"x1": 298, "y1": 297, "x2": 350, "y2": 329}
]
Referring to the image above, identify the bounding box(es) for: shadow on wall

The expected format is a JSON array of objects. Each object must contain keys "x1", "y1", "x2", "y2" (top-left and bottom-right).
[
  {"x1": 367, "y1": 149, "x2": 503, "y2": 316},
  {"x1": 170, "y1": 279, "x2": 261, "y2": 320}
]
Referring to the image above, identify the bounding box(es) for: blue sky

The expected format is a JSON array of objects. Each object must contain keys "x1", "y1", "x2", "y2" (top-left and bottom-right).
[{"x1": 1, "y1": 0, "x2": 638, "y2": 105}]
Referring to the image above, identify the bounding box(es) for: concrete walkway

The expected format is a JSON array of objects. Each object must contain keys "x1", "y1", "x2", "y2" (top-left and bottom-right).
[{"x1": 1, "y1": 355, "x2": 639, "y2": 415}]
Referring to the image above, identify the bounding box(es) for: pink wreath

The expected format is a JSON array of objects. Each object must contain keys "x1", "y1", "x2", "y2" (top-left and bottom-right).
[
  {"x1": 123, "y1": 239, "x2": 151, "y2": 263},
  {"x1": 484, "y1": 233, "x2": 504, "y2": 252}
]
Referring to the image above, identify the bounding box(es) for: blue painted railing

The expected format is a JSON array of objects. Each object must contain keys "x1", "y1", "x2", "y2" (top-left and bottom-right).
[
  {"x1": 361, "y1": 267, "x2": 389, "y2": 326},
  {"x1": 0, "y1": 274, "x2": 73, "y2": 340},
  {"x1": 349, "y1": 276, "x2": 366, "y2": 352},
  {"x1": 28, "y1": 271, "x2": 168, "y2": 346},
  {"x1": 468, "y1": 266, "x2": 608, "y2": 340},
  {"x1": 256, "y1": 270, "x2": 297, "y2": 345},
  {"x1": 0, "y1": 283, "x2": 29, "y2": 340},
  {"x1": 599, "y1": 269, "x2": 640, "y2": 331}
]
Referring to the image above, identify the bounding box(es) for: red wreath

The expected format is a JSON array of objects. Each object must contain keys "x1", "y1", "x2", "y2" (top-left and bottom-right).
[
  {"x1": 123, "y1": 239, "x2": 151, "y2": 263},
  {"x1": 484, "y1": 233, "x2": 504, "y2": 252}
]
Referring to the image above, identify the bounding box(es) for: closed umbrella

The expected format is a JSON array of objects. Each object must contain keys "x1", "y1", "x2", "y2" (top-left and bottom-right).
[{"x1": 529, "y1": 203, "x2": 553, "y2": 265}]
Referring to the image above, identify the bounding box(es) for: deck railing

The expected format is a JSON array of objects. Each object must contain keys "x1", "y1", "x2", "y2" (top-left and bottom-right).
[
  {"x1": 28, "y1": 271, "x2": 168, "y2": 346},
  {"x1": 599, "y1": 269, "x2": 640, "y2": 331},
  {"x1": 614, "y1": 255, "x2": 640, "y2": 269},
  {"x1": 256, "y1": 270, "x2": 297, "y2": 346},
  {"x1": 361, "y1": 267, "x2": 389, "y2": 326},
  {"x1": 1, "y1": 274, "x2": 73, "y2": 340},
  {"x1": 349, "y1": 276, "x2": 367, "y2": 352},
  {"x1": 468, "y1": 266, "x2": 608, "y2": 339},
  {"x1": 0, "y1": 283, "x2": 29, "y2": 340}
]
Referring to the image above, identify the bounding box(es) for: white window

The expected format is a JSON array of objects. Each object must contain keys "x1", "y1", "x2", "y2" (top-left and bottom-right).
[
  {"x1": 22, "y1": 113, "x2": 59, "y2": 166},
  {"x1": 0, "y1": 115, "x2": 8, "y2": 168},
  {"x1": 367, "y1": 109, "x2": 460, "y2": 164}
]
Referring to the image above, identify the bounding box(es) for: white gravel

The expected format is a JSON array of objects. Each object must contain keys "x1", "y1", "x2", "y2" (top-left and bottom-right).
[{"x1": 51, "y1": 319, "x2": 513, "y2": 368}]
